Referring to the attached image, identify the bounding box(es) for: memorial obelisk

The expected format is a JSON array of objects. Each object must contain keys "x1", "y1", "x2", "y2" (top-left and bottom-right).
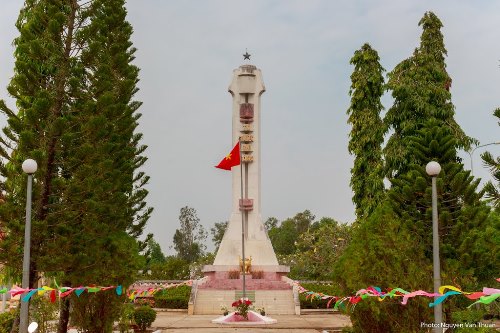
[
  {"x1": 195, "y1": 57, "x2": 293, "y2": 316},
  {"x1": 211, "y1": 56, "x2": 283, "y2": 270}
]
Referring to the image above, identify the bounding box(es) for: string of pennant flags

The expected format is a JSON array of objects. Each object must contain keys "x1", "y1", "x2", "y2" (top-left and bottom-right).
[
  {"x1": 295, "y1": 278, "x2": 500, "y2": 311},
  {"x1": 0, "y1": 279, "x2": 498, "y2": 310},
  {"x1": 0, "y1": 280, "x2": 193, "y2": 303},
  {"x1": 126, "y1": 280, "x2": 192, "y2": 300}
]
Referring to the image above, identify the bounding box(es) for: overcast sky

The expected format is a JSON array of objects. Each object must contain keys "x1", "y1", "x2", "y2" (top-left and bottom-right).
[{"x1": 1, "y1": 1, "x2": 499, "y2": 255}]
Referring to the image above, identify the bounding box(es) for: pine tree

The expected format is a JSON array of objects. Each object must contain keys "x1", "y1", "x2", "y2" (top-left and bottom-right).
[
  {"x1": 335, "y1": 122, "x2": 497, "y2": 332},
  {"x1": 0, "y1": 1, "x2": 151, "y2": 332},
  {"x1": 389, "y1": 121, "x2": 496, "y2": 321},
  {"x1": 384, "y1": 12, "x2": 473, "y2": 178},
  {"x1": 0, "y1": 0, "x2": 81, "y2": 288},
  {"x1": 59, "y1": 0, "x2": 151, "y2": 331},
  {"x1": 347, "y1": 43, "x2": 385, "y2": 219}
]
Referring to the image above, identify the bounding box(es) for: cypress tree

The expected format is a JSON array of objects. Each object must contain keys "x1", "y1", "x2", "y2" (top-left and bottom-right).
[
  {"x1": 347, "y1": 43, "x2": 385, "y2": 219},
  {"x1": 384, "y1": 12, "x2": 473, "y2": 179}
]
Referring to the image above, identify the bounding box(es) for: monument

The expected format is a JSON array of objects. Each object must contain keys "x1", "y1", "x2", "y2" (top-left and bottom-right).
[
  {"x1": 205, "y1": 59, "x2": 287, "y2": 273},
  {"x1": 194, "y1": 56, "x2": 294, "y2": 315}
]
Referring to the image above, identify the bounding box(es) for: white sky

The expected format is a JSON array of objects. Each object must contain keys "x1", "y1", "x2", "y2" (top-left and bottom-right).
[{"x1": 1, "y1": 1, "x2": 499, "y2": 254}]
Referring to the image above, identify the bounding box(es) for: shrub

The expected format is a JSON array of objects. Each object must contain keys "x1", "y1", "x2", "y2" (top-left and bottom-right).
[
  {"x1": 153, "y1": 285, "x2": 191, "y2": 309},
  {"x1": 133, "y1": 306, "x2": 157, "y2": 332},
  {"x1": 228, "y1": 270, "x2": 240, "y2": 279},
  {"x1": 0, "y1": 312, "x2": 14, "y2": 333}
]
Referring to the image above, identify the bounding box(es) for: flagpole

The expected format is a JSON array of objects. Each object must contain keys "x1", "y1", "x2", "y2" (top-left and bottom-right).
[{"x1": 239, "y1": 137, "x2": 246, "y2": 298}]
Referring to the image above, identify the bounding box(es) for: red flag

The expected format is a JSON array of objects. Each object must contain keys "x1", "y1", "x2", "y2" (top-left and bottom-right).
[{"x1": 215, "y1": 142, "x2": 240, "y2": 170}]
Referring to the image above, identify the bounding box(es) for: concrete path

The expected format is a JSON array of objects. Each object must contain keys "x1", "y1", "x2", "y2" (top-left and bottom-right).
[{"x1": 152, "y1": 311, "x2": 351, "y2": 332}]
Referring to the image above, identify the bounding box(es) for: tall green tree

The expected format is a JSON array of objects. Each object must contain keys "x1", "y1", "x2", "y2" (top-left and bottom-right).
[
  {"x1": 0, "y1": 0, "x2": 78, "y2": 289},
  {"x1": 347, "y1": 43, "x2": 385, "y2": 219},
  {"x1": 335, "y1": 122, "x2": 497, "y2": 331},
  {"x1": 384, "y1": 11, "x2": 472, "y2": 179},
  {"x1": 388, "y1": 122, "x2": 496, "y2": 324},
  {"x1": 58, "y1": 1, "x2": 152, "y2": 331},
  {"x1": 173, "y1": 206, "x2": 207, "y2": 262},
  {"x1": 0, "y1": 1, "x2": 151, "y2": 332},
  {"x1": 336, "y1": 12, "x2": 497, "y2": 332}
]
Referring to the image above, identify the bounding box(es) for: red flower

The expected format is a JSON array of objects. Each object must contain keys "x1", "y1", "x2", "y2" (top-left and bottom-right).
[{"x1": 245, "y1": 300, "x2": 252, "y2": 305}]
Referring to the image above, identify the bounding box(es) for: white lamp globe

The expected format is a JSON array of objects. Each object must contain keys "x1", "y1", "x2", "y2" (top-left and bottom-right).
[
  {"x1": 426, "y1": 161, "x2": 441, "y2": 176},
  {"x1": 22, "y1": 159, "x2": 38, "y2": 174},
  {"x1": 28, "y1": 322, "x2": 38, "y2": 333}
]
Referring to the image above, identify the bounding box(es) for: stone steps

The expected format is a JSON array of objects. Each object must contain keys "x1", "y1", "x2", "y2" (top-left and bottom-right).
[{"x1": 193, "y1": 289, "x2": 295, "y2": 315}]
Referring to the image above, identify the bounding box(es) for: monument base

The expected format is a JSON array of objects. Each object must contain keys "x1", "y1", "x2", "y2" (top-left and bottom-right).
[{"x1": 202, "y1": 265, "x2": 289, "y2": 281}]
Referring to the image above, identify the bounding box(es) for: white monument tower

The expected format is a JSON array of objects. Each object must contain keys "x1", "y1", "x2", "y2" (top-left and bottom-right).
[
  {"x1": 195, "y1": 57, "x2": 293, "y2": 316},
  {"x1": 208, "y1": 56, "x2": 287, "y2": 273}
]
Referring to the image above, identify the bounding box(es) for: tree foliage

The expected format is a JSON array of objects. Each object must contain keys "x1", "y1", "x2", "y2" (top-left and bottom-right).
[
  {"x1": 0, "y1": 0, "x2": 151, "y2": 332},
  {"x1": 173, "y1": 206, "x2": 207, "y2": 262},
  {"x1": 384, "y1": 11, "x2": 473, "y2": 179},
  {"x1": 337, "y1": 119, "x2": 497, "y2": 332},
  {"x1": 389, "y1": 122, "x2": 496, "y2": 285},
  {"x1": 144, "y1": 256, "x2": 190, "y2": 280},
  {"x1": 334, "y1": 203, "x2": 432, "y2": 332},
  {"x1": 335, "y1": 12, "x2": 498, "y2": 332},
  {"x1": 347, "y1": 43, "x2": 385, "y2": 219},
  {"x1": 290, "y1": 217, "x2": 351, "y2": 280},
  {"x1": 210, "y1": 221, "x2": 228, "y2": 252},
  {"x1": 143, "y1": 238, "x2": 166, "y2": 270},
  {"x1": 267, "y1": 210, "x2": 315, "y2": 257}
]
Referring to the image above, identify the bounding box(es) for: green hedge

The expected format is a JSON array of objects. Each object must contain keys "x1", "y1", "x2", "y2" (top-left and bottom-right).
[
  {"x1": 0, "y1": 312, "x2": 14, "y2": 333},
  {"x1": 299, "y1": 283, "x2": 342, "y2": 309},
  {"x1": 153, "y1": 285, "x2": 191, "y2": 309},
  {"x1": 154, "y1": 297, "x2": 188, "y2": 309}
]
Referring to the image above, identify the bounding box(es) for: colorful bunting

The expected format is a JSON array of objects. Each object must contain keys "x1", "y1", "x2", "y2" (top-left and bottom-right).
[
  {"x1": 294, "y1": 278, "x2": 500, "y2": 311},
  {"x1": 0, "y1": 278, "x2": 497, "y2": 310}
]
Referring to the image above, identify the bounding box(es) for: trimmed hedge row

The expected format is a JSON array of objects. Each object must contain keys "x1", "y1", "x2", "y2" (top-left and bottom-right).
[
  {"x1": 153, "y1": 285, "x2": 191, "y2": 309},
  {"x1": 299, "y1": 283, "x2": 342, "y2": 309}
]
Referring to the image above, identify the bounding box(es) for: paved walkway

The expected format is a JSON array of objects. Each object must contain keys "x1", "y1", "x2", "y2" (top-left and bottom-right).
[{"x1": 152, "y1": 311, "x2": 351, "y2": 332}]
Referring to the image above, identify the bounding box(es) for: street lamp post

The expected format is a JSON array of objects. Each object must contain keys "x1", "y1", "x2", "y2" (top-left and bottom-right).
[
  {"x1": 426, "y1": 161, "x2": 442, "y2": 333},
  {"x1": 467, "y1": 142, "x2": 500, "y2": 175},
  {"x1": 20, "y1": 159, "x2": 37, "y2": 333}
]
